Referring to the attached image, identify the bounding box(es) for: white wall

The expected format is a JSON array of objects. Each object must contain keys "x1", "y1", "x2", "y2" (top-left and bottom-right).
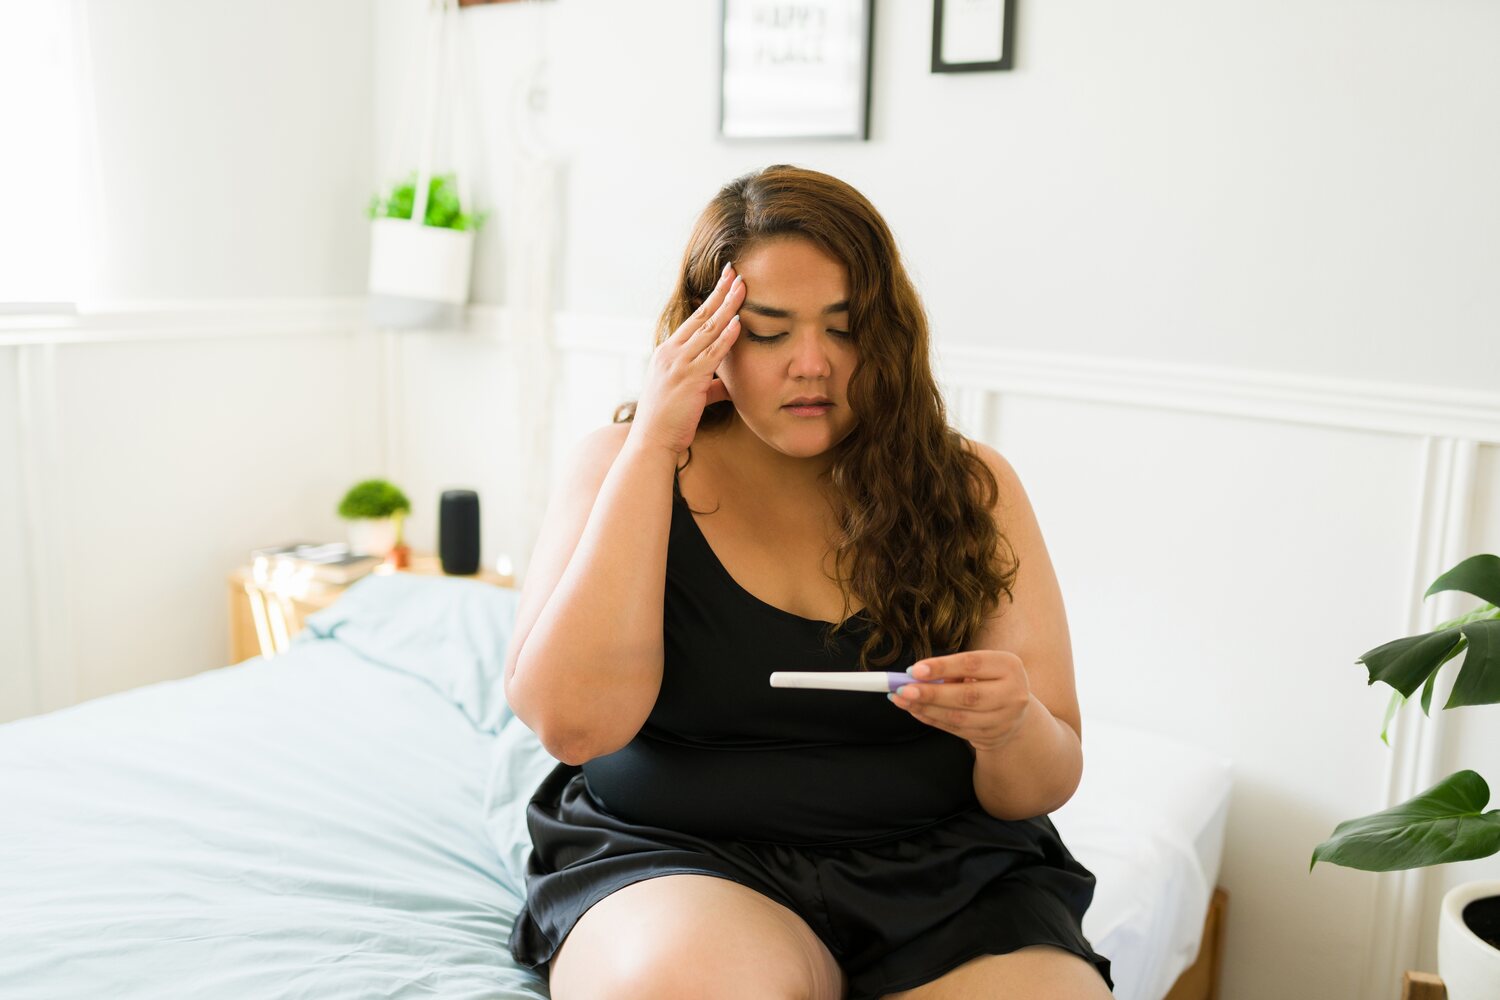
[
  {"x1": 82, "y1": 0, "x2": 373, "y2": 300},
  {"x1": 5, "y1": 2, "x2": 1498, "y2": 999},
  {"x1": 0, "y1": 0, "x2": 375, "y2": 717},
  {"x1": 445, "y1": 0, "x2": 1500, "y2": 394}
]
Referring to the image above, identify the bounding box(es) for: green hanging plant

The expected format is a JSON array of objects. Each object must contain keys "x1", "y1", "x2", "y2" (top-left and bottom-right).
[
  {"x1": 367, "y1": 172, "x2": 489, "y2": 232},
  {"x1": 1310, "y1": 554, "x2": 1500, "y2": 873}
]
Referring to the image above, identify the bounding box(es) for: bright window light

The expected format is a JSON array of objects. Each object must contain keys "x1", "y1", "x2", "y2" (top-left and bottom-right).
[{"x1": 0, "y1": 0, "x2": 91, "y2": 310}]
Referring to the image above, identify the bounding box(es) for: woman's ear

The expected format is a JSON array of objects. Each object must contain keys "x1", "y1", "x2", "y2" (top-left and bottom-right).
[{"x1": 706, "y1": 375, "x2": 733, "y2": 407}]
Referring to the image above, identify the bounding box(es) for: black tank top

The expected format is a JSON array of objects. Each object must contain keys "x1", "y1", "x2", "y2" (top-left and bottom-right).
[{"x1": 580, "y1": 481, "x2": 981, "y2": 846}]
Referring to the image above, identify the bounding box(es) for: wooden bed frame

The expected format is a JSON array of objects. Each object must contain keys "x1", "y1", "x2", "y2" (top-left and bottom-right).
[
  {"x1": 1401, "y1": 971, "x2": 1446, "y2": 999},
  {"x1": 1161, "y1": 886, "x2": 1229, "y2": 1000}
]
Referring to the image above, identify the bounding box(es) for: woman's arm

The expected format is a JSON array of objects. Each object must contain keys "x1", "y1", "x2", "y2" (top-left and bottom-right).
[
  {"x1": 971, "y1": 689, "x2": 1083, "y2": 821},
  {"x1": 887, "y1": 439, "x2": 1085, "y2": 821},
  {"x1": 503, "y1": 423, "x2": 679, "y2": 765}
]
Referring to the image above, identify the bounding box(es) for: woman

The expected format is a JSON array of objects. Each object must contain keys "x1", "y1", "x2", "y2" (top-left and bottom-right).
[{"x1": 503, "y1": 164, "x2": 1114, "y2": 1000}]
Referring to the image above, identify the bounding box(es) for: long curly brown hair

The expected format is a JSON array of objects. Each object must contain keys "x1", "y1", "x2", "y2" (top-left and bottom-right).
[{"x1": 613, "y1": 164, "x2": 1018, "y2": 669}]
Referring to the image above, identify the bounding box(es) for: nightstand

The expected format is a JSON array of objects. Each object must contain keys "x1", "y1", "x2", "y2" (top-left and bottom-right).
[{"x1": 227, "y1": 553, "x2": 515, "y2": 664}]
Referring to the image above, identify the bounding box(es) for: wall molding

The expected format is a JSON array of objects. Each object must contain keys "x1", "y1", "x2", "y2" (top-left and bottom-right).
[
  {"x1": 14, "y1": 343, "x2": 75, "y2": 716},
  {"x1": 0, "y1": 298, "x2": 371, "y2": 346},
  {"x1": 1362, "y1": 436, "x2": 1481, "y2": 996},
  {"x1": 554, "y1": 312, "x2": 1500, "y2": 443},
  {"x1": 9, "y1": 300, "x2": 1500, "y2": 447}
]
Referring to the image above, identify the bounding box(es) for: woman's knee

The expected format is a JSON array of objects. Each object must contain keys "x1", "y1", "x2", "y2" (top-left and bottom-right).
[{"x1": 547, "y1": 873, "x2": 845, "y2": 1000}]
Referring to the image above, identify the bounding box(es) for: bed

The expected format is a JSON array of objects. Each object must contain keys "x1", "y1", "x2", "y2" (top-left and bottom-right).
[{"x1": 0, "y1": 572, "x2": 1231, "y2": 1000}]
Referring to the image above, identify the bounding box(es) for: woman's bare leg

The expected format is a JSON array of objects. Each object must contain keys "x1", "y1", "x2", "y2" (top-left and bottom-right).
[
  {"x1": 548, "y1": 873, "x2": 846, "y2": 1000},
  {"x1": 878, "y1": 945, "x2": 1113, "y2": 999}
]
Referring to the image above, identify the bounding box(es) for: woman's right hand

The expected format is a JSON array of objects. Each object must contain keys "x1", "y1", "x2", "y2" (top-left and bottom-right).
[{"x1": 629, "y1": 261, "x2": 746, "y2": 457}]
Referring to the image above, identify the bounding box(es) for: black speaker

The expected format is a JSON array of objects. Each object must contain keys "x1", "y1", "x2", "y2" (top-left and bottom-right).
[{"x1": 439, "y1": 489, "x2": 481, "y2": 575}]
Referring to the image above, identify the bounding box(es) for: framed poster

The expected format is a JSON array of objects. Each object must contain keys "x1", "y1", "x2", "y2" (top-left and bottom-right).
[
  {"x1": 931, "y1": 0, "x2": 1014, "y2": 73},
  {"x1": 720, "y1": 0, "x2": 875, "y2": 141}
]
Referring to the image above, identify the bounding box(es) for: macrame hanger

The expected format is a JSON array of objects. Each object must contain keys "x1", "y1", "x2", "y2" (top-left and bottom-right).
[
  {"x1": 410, "y1": 0, "x2": 452, "y2": 228},
  {"x1": 449, "y1": 2, "x2": 483, "y2": 211},
  {"x1": 511, "y1": 0, "x2": 556, "y2": 163},
  {"x1": 412, "y1": 0, "x2": 477, "y2": 227},
  {"x1": 445, "y1": 0, "x2": 476, "y2": 217}
]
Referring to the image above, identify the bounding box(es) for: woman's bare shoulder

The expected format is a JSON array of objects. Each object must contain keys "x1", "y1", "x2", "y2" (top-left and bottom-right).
[
  {"x1": 961, "y1": 435, "x2": 1015, "y2": 482},
  {"x1": 574, "y1": 421, "x2": 633, "y2": 466}
]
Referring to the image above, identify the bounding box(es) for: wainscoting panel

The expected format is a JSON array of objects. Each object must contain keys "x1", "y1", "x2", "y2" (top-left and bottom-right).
[
  {"x1": 379, "y1": 326, "x2": 530, "y2": 577},
  {"x1": 1414, "y1": 441, "x2": 1500, "y2": 977},
  {"x1": 991, "y1": 392, "x2": 1422, "y2": 999},
  {"x1": 0, "y1": 348, "x2": 35, "y2": 721},
  {"x1": 1, "y1": 303, "x2": 382, "y2": 723}
]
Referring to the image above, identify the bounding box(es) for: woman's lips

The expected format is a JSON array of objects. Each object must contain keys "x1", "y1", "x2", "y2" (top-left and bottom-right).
[{"x1": 784, "y1": 403, "x2": 832, "y2": 415}]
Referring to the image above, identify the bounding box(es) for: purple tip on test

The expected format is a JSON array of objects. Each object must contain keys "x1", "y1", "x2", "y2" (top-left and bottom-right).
[{"x1": 884, "y1": 672, "x2": 946, "y2": 692}]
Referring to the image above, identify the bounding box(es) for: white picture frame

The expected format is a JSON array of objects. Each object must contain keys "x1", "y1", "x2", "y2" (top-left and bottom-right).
[{"x1": 719, "y1": 0, "x2": 875, "y2": 141}]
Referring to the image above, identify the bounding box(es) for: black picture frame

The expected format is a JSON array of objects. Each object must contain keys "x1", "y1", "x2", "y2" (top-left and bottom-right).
[
  {"x1": 931, "y1": 0, "x2": 1014, "y2": 73},
  {"x1": 719, "y1": 0, "x2": 876, "y2": 142}
]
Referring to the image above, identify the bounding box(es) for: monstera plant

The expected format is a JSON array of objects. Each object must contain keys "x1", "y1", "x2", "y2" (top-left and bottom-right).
[
  {"x1": 1311, "y1": 554, "x2": 1500, "y2": 873},
  {"x1": 1311, "y1": 553, "x2": 1500, "y2": 1000}
]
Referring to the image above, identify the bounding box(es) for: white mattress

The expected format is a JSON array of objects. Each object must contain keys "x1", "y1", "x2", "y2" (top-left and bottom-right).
[
  {"x1": 0, "y1": 574, "x2": 1233, "y2": 1000},
  {"x1": 1053, "y1": 718, "x2": 1234, "y2": 1000}
]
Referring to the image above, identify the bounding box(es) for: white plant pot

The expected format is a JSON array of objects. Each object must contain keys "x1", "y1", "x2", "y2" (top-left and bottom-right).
[
  {"x1": 1438, "y1": 879, "x2": 1500, "y2": 1000},
  {"x1": 346, "y1": 517, "x2": 399, "y2": 558},
  {"x1": 367, "y1": 217, "x2": 474, "y2": 330}
]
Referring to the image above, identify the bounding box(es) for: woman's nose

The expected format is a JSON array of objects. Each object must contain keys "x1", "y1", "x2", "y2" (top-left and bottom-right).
[{"x1": 788, "y1": 332, "x2": 833, "y2": 377}]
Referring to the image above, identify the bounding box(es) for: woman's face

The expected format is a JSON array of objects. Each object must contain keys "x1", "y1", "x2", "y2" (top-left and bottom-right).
[{"x1": 716, "y1": 237, "x2": 859, "y2": 460}]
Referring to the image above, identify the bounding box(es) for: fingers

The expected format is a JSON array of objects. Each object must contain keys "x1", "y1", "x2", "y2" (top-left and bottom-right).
[
  {"x1": 909, "y1": 650, "x2": 1024, "y2": 683},
  {"x1": 892, "y1": 677, "x2": 988, "y2": 710},
  {"x1": 692, "y1": 313, "x2": 741, "y2": 368},
  {"x1": 686, "y1": 272, "x2": 744, "y2": 358},
  {"x1": 676, "y1": 263, "x2": 733, "y2": 335}
]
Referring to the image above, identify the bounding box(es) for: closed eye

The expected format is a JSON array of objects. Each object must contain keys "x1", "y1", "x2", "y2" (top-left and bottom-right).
[{"x1": 744, "y1": 329, "x2": 852, "y2": 343}]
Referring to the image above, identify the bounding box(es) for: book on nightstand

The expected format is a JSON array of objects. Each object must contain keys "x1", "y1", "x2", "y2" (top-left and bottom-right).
[{"x1": 250, "y1": 541, "x2": 381, "y2": 585}]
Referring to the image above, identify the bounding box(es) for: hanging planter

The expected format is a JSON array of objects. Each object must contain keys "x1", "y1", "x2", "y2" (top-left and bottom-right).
[
  {"x1": 367, "y1": 0, "x2": 487, "y2": 330},
  {"x1": 368, "y1": 173, "x2": 486, "y2": 328}
]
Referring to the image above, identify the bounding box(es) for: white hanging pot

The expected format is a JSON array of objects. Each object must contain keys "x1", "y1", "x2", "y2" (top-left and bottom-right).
[
  {"x1": 367, "y1": 0, "x2": 483, "y2": 331},
  {"x1": 1438, "y1": 880, "x2": 1500, "y2": 1000},
  {"x1": 368, "y1": 217, "x2": 474, "y2": 328}
]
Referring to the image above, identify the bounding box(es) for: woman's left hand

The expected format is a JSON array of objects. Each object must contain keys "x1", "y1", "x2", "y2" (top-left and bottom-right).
[{"x1": 888, "y1": 649, "x2": 1031, "y2": 753}]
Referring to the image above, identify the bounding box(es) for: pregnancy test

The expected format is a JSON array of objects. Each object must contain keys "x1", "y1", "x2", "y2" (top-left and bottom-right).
[{"x1": 768, "y1": 671, "x2": 947, "y2": 693}]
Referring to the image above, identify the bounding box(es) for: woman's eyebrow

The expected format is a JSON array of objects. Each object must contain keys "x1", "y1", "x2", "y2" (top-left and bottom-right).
[{"x1": 741, "y1": 299, "x2": 850, "y2": 319}]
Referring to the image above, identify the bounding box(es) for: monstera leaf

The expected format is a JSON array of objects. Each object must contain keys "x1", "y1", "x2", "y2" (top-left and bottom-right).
[
  {"x1": 1359, "y1": 554, "x2": 1500, "y2": 726},
  {"x1": 1311, "y1": 771, "x2": 1500, "y2": 872},
  {"x1": 1313, "y1": 554, "x2": 1500, "y2": 874}
]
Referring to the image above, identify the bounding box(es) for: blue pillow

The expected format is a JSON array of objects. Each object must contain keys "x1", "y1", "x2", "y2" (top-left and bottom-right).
[{"x1": 297, "y1": 572, "x2": 522, "y2": 734}]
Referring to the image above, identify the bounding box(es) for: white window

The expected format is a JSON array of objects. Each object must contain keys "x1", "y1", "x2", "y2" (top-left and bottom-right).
[{"x1": 0, "y1": 0, "x2": 93, "y2": 313}]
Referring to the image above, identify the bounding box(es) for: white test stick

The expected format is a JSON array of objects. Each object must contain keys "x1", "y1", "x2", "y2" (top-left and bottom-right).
[{"x1": 769, "y1": 671, "x2": 945, "y2": 693}]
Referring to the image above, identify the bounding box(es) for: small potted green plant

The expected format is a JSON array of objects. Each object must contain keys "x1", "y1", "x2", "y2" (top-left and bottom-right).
[
  {"x1": 367, "y1": 171, "x2": 489, "y2": 330},
  {"x1": 337, "y1": 479, "x2": 411, "y2": 561},
  {"x1": 1310, "y1": 553, "x2": 1500, "y2": 999}
]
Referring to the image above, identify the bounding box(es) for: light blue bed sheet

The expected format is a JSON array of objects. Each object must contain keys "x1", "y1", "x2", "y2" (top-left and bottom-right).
[
  {"x1": 0, "y1": 572, "x2": 1231, "y2": 1000},
  {"x1": 0, "y1": 573, "x2": 559, "y2": 1000}
]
